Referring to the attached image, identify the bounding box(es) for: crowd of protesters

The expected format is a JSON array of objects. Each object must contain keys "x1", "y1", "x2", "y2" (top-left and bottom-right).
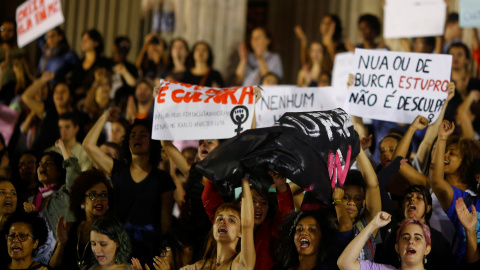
[{"x1": 0, "y1": 9, "x2": 479, "y2": 270}]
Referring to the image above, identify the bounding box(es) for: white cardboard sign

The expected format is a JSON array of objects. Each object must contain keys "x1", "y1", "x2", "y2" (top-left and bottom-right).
[
  {"x1": 384, "y1": 1, "x2": 446, "y2": 39},
  {"x1": 459, "y1": 0, "x2": 480, "y2": 28},
  {"x1": 331, "y1": 52, "x2": 355, "y2": 107},
  {"x1": 16, "y1": 0, "x2": 65, "y2": 48},
  {"x1": 344, "y1": 49, "x2": 452, "y2": 124},
  {"x1": 152, "y1": 81, "x2": 256, "y2": 140},
  {"x1": 255, "y1": 86, "x2": 338, "y2": 128}
]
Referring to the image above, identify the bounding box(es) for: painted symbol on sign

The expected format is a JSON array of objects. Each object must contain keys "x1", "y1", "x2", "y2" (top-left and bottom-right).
[{"x1": 230, "y1": 105, "x2": 249, "y2": 135}]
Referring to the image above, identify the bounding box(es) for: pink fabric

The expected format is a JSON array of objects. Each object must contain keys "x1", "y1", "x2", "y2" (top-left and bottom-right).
[{"x1": 34, "y1": 184, "x2": 59, "y2": 211}]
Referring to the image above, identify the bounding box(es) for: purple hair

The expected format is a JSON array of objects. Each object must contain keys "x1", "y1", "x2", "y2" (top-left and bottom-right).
[{"x1": 396, "y1": 217, "x2": 431, "y2": 246}]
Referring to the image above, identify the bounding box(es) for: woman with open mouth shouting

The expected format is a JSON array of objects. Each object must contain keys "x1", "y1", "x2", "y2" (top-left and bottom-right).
[
  {"x1": 182, "y1": 178, "x2": 255, "y2": 270},
  {"x1": 374, "y1": 185, "x2": 453, "y2": 269},
  {"x1": 4, "y1": 212, "x2": 52, "y2": 270},
  {"x1": 430, "y1": 120, "x2": 480, "y2": 266},
  {"x1": 49, "y1": 169, "x2": 114, "y2": 269},
  {"x1": 85, "y1": 216, "x2": 132, "y2": 270},
  {"x1": 0, "y1": 179, "x2": 18, "y2": 266},
  {"x1": 202, "y1": 170, "x2": 294, "y2": 270},
  {"x1": 338, "y1": 211, "x2": 432, "y2": 270},
  {"x1": 274, "y1": 210, "x2": 343, "y2": 270},
  {"x1": 162, "y1": 138, "x2": 227, "y2": 260},
  {"x1": 23, "y1": 139, "x2": 81, "y2": 264}
]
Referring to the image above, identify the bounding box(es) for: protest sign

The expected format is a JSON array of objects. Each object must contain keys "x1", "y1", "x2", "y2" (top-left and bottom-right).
[
  {"x1": 460, "y1": 0, "x2": 480, "y2": 28},
  {"x1": 16, "y1": 0, "x2": 65, "y2": 48},
  {"x1": 344, "y1": 49, "x2": 452, "y2": 124},
  {"x1": 255, "y1": 86, "x2": 338, "y2": 128},
  {"x1": 152, "y1": 81, "x2": 256, "y2": 140},
  {"x1": 332, "y1": 52, "x2": 355, "y2": 107},
  {"x1": 384, "y1": 1, "x2": 446, "y2": 39}
]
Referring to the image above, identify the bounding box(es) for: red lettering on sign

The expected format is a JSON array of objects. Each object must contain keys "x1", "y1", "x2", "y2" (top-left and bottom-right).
[{"x1": 238, "y1": 86, "x2": 254, "y2": 104}]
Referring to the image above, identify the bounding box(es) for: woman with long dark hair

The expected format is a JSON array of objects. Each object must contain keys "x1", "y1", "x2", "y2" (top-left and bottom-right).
[
  {"x1": 83, "y1": 110, "x2": 175, "y2": 266},
  {"x1": 182, "y1": 42, "x2": 224, "y2": 87}
]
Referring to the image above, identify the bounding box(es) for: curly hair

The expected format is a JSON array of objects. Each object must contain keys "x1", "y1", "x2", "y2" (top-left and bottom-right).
[
  {"x1": 396, "y1": 217, "x2": 431, "y2": 247},
  {"x1": 275, "y1": 210, "x2": 334, "y2": 268},
  {"x1": 90, "y1": 216, "x2": 131, "y2": 264},
  {"x1": 456, "y1": 138, "x2": 480, "y2": 190},
  {"x1": 69, "y1": 169, "x2": 114, "y2": 221},
  {"x1": 4, "y1": 212, "x2": 49, "y2": 255}
]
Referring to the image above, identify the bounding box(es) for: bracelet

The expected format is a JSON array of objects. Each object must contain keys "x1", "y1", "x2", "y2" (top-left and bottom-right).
[
  {"x1": 439, "y1": 138, "x2": 447, "y2": 141},
  {"x1": 332, "y1": 199, "x2": 343, "y2": 205}
]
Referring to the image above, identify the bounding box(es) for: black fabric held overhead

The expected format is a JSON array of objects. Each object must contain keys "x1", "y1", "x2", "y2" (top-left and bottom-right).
[{"x1": 195, "y1": 108, "x2": 360, "y2": 205}]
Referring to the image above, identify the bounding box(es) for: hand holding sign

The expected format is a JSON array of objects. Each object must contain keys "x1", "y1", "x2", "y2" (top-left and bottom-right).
[
  {"x1": 152, "y1": 80, "x2": 256, "y2": 140},
  {"x1": 344, "y1": 49, "x2": 452, "y2": 124}
]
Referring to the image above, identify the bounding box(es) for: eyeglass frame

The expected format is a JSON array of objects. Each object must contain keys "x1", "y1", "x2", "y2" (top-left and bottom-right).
[
  {"x1": 5, "y1": 233, "x2": 35, "y2": 242},
  {"x1": 84, "y1": 192, "x2": 109, "y2": 201}
]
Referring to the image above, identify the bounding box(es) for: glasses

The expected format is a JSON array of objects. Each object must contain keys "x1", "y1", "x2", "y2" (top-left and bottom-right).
[
  {"x1": 159, "y1": 247, "x2": 172, "y2": 257},
  {"x1": 85, "y1": 193, "x2": 108, "y2": 201},
  {"x1": 5, "y1": 233, "x2": 34, "y2": 242}
]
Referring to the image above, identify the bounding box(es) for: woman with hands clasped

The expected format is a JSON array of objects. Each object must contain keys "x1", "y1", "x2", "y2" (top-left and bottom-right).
[
  {"x1": 338, "y1": 211, "x2": 431, "y2": 270},
  {"x1": 429, "y1": 120, "x2": 480, "y2": 264},
  {"x1": 183, "y1": 178, "x2": 255, "y2": 270}
]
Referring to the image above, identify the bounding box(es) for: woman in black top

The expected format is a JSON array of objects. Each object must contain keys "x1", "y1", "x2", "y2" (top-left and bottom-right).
[
  {"x1": 83, "y1": 112, "x2": 175, "y2": 266},
  {"x1": 182, "y1": 42, "x2": 224, "y2": 88},
  {"x1": 69, "y1": 29, "x2": 112, "y2": 98}
]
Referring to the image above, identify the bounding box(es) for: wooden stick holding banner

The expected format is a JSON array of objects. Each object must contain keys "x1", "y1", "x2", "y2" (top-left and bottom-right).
[
  {"x1": 344, "y1": 49, "x2": 452, "y2": 124},
  {"x1": 152, "y1": 80, "x2": 258, "y2": 140}
]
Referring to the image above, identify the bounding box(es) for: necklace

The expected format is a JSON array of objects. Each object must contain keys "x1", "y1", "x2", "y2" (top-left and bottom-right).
[{"x1": 77, "y1": 221, "x2": 90, "y2": 269}]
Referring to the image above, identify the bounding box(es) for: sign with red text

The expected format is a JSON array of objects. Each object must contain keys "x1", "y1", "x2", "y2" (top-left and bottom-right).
[
  {"x1": 255, "y1": 86, "x2": 338, "y2": 128},
  {"x1": 152, "y1": 81, "x2": 256, "y2": 140},
  {"x1": 344, "y1": 49, "x2": 452, "y2": 124},
  {"x1": 384, "y1": 0, "x2": 446, "y2": 39},
  {"x1": 16, "y1": 0, "x2": 64, "y2": 48}
]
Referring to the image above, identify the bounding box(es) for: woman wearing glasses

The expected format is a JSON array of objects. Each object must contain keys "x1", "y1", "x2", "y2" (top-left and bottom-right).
[
  {"x1": 49, "y1": 169, "x2": 113, "y2": 269},
  {"x1": 3, "y1": 212, "x2": 52, "y2": 269}
]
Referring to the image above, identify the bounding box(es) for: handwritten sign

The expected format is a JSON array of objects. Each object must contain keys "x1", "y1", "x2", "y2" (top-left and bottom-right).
[
  {"x1": 460, "y1": 0, "x2": 480, "y2": 28},
  {"x1": 384, "y1": 0, "x2": 446, "y2": 39},
  {"x1": 255, "y1": 86, "x2": 338, "y2": 128},
  {"x1": 16, "y1": 0, "x2": 65, "y2": 48},
  {"x1": 152, "y1": 80, "x2": 256, "y2": 140},
  {"x1": 344, "y1": 49, "x2": 452, "y2": 124}
]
